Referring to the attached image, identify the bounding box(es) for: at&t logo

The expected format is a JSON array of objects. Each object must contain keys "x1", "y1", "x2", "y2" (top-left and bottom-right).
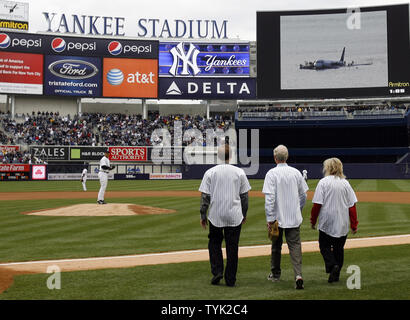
[{"x1": 107, "y1": 69, "x2": 124, "y2": 85}]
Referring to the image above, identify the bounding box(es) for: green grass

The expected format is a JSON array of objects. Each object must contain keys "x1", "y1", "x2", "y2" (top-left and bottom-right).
[
  {"x1": 0, "y1": 180, "x2": 409, "y2": 262},
  {"x1": 0, "y1": 179, "x2": 409, "y2": 192},
  {"x1": 0, "y1": 197, "x2": 409, "y2": 262},
  {"x1": 1, "y1": 244, "x2": 409, "y2": 300}
]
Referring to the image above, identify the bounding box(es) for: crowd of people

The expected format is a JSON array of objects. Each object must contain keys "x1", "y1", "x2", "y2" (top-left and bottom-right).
[
  {"x1": 238, "y1": 103, "x2": 409, "y2": 119},
  {"x1": 0, "y1": 111, "x2": 233, "y2": 163}
]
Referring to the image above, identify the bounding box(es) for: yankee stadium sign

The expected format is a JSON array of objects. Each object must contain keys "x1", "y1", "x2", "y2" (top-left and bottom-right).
[{"x1": 42, "y1": 13, "x2": 228, "y2": 39}]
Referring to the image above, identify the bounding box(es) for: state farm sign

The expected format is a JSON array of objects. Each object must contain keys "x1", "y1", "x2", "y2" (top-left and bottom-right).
[
  {"x1": 109, "y1": 147, "x2": 147, "y2": 161},
  {"x1": 0, "y1": 164, "x2": 30, "y2": 172}
]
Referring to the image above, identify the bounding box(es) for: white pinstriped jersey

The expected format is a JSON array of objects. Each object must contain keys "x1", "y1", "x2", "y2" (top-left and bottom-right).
[
  {"x1": 199, "y1": 164, "x2": 251, "y2": 228},
  {"x1": 262, "y1": 163, "x2": 309, "y2": 228},
  {"x1": 312, "y1": 175, "x2": 358, "y2": 237},
  {"x1": 99, "y1": 156, "x2": 110, "y2": 173}
]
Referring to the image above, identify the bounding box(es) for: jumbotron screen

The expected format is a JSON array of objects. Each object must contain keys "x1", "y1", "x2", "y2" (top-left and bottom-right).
[{"x1": 256, "y1": 4, "x2": 410, "y2": 99}]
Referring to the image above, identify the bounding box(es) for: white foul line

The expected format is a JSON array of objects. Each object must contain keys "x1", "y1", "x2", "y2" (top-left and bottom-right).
[{"x1": 0, "y1": 234, "x2": 409, "y2": 268}]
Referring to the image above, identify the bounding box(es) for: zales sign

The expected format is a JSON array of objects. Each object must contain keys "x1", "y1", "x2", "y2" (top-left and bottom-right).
[{"x1": 159, "y1": 41, "x2": 250, "y2": 77}]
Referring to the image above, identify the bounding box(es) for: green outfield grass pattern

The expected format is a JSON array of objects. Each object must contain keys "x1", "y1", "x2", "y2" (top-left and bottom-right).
[
  {"x1": 1, "y1": 244, "x2": 409, "y2": 300},
  {"x1": 0, "y1": 179, "x2": 409, "y2": 300}
]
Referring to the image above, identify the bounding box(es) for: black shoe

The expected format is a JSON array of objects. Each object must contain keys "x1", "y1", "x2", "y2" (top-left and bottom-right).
[
  {"x1": 211, "y1": 273, "x2": 223, "y2": 285},
  {"x1": 328, "y1": 265, "x2": 340, "y2": 283},
  {"x1": 295, "y1": 277, "x2": 304, "y2": 290},
  {"x1": 97, "y1": 200, "x2": 107, "y2": 205}
]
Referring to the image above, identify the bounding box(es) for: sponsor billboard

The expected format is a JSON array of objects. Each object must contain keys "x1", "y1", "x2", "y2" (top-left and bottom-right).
[
  {"x1": 109, "y1": 146, "x2": 147, "y2": 161},
  {"x1": 0, "y1": 51, "x2": 43, "y2": 94},
  {"x1": 103, "y1": 58, "x2": 158, "y2": 98},
  {"x1": 0, "y1": 1, "x2": 29, "y2": 22},
  {"x1": 149, "y1": 173, "x2": 182, "y2": 180},
  {"x1": 0, "y1": 145, "x2": 19, "y2": 153},
  {"x1": 44, "y1": 55, "x2": 102, "y2": 97},
  {"x1": 0, "y1": 32, "x2": 44, "y2": 53},
  {"x1": 0, "y1": 19, "x2": 28, "y2": 31},
  {"x1": 159, "y1": 42, "x2": 250, "y2": 77},
  {"x1": 30, "y1": 146, "x2": 69, "y2": 161},
  {"x1": 0, "y1": 163, "x2": 29, "y2": 172},
  {"x1": 32, "y1": 164, "x2": 47, "y2": 180},
  {"x1": 0, "y1": 32, "x2": 158, "y2": 59},
  {"x1": 158, "y1": 77, "x2": 256, "y2": 99},
  {"x1": 70, "y1": 146, "x2": 108, "y2": 161}
]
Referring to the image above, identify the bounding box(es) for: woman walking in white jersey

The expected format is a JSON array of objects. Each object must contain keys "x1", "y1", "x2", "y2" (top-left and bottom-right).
[{"x1": 310, "y1": 157, "x2": 359, "y2": 283}]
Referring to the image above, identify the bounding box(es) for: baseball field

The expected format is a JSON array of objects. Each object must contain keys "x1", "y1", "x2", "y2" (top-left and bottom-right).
[{"x1": 0, "y1": 179, "x2": 409, "y2": 300}]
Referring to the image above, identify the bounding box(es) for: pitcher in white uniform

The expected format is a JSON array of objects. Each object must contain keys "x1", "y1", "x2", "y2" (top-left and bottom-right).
[{"x1": 98, "y1": 150, "x2": 115, "y2": 204}]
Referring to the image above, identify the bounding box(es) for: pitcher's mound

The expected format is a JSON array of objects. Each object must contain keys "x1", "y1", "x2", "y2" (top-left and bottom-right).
[{"x1": 23, "y1": 203, "x2": 176, "y2": 216}]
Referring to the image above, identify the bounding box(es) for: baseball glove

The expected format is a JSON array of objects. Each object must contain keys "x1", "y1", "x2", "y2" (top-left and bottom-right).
[{"x1": 268, "y1": 220, "x2": 279, "y2": 241}]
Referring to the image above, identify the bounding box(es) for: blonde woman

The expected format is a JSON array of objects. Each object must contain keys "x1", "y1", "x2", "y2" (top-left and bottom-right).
[{"x1": 310, "y1": 158, "x2": 358, "y2": 283}]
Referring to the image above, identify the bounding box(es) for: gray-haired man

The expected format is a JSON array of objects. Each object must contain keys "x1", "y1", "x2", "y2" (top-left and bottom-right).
[{"x1": 263, "y1": 145, "x2": 308, "y2": 289}]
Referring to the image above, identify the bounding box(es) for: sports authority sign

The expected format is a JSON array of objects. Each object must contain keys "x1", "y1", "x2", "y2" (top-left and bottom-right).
[
  {"x1": 109, "y1": 146, "x2": 147, "y2": 161},
  {"x1": 159, "y1": 77, "x2": 256, "y2": 99},
  {"x1": 159, "y1": 42, "x2": 250, "y2": 77}
]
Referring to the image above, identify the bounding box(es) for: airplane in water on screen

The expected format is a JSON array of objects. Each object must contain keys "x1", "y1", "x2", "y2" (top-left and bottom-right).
[{"x1": 299, "y1": 47, "x2": 373, "y2": 70}]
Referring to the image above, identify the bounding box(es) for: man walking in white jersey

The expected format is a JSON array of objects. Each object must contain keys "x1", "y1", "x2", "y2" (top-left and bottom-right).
[
  {"x1": 98, "y1": 149, "x2": 115, "y2": 204},
  {"x1": 263, "y1": 145, "x2": 309, "y2": 289},
  {"x1": 199, "y1": 144, "x2": 251, "y2": 287}
]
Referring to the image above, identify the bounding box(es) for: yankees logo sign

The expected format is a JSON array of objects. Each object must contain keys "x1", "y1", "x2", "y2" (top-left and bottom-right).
[
  {"x1": 159, "y1": 41, "x2": 250, "y2": 77},
  {"x1": 169, "y1": 42, "x2": 200, "y2": 76}
]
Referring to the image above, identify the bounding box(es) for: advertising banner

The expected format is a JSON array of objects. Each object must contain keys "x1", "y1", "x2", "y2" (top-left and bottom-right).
[
  {"x1": 0, "y1": 145, "x2": 19, "y2": 153},
  {"x1": 32, "y1": 164, "x2": 47, "y2": 180},
  {"x1": 109, "y1": 146, "x2": 147, "y2": 161},
  {"x1": 0, "y1": 51, "x2": 43, "y2": 94},
  {"x1": 159, "y1": 42, "x2": 250, "y2": 77},
  {"x1": 149, "y1": 173, "x2": 182, "y2": 180},
  {"x1": 0, "y1": 163, "x2": 29, "y2": 172},
  {"x1": 44, "y1": 55, "x2": 102, "y2": 97},
  {"x1": 158, "y1": 77, "x2": 256, "y2": 100},
  {"x1": 48, "y1": 173, "x2": 114, "y2": 180},
  {"x1": 0, "y1": 32, "x2": 158, "y2": 59},
  {"x1": 69, "y1": 146, "x2": 108, "y2": 161},
  {"x1": 30, "y1": 146, "x2": 69, "y2": 161},
  {"x1": 0, "y1": 32, "x2": 44, "y2": 53},
  {"x1": 102, "y1": 58, "x2": 158, "y2": 98}
]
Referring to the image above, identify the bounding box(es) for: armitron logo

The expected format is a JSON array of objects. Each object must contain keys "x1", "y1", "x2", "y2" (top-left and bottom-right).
[
  {"x1": 48, "y1": 59, "x2": 99, "y2": 80},
  {"x1": 51, "y1": 38, "x2": 66, "y2": 52},
  {"x1": 108, "y1": 41, "x2": 122, "y2": 55},
  {"x1": 0, "y1": 33, "x2": 11, "y2": 49}
]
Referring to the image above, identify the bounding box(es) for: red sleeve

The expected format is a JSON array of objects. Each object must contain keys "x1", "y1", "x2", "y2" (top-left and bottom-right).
[
  {"x1": 310, "y1": 203, "x2": 322, "y2": 225},
  {"x1": 349, "y1": 204, "x2": 359, "y2": 231}
]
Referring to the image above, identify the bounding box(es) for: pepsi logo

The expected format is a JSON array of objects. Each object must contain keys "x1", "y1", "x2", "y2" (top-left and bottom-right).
[
  {"x1": 108, "y1": 41, "x2": 122, "y2": 55},
  {"x1": 106, "y1": 69, "x2": 124, "y2": 85},
  {"x1": 51, "y1": 38, "x2": 66, "y2": 53},
  {"x1": 0, "y1": 33, "x2": 11, "y2": 49}
]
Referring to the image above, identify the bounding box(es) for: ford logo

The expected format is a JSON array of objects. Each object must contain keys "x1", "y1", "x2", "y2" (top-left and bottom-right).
[{"x1": 48, "y1": 60, "x2": 99, "y2": 80}]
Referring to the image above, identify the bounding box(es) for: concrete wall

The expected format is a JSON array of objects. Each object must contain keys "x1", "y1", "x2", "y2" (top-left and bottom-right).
[{"x1": 13, "y1": 96, "x2": 78, "y2": 116}]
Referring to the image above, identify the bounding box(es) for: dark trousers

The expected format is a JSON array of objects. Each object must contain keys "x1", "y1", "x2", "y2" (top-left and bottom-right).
[
  {"x1": 271, "y1": 227, "x2": 303, "y2": 279},
  {"x1": 208, "y1": 222, "x2": 242, "y2": 286},
  {"x1": 319, "y1": 230, "x2": 347, "y2": 274}
]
